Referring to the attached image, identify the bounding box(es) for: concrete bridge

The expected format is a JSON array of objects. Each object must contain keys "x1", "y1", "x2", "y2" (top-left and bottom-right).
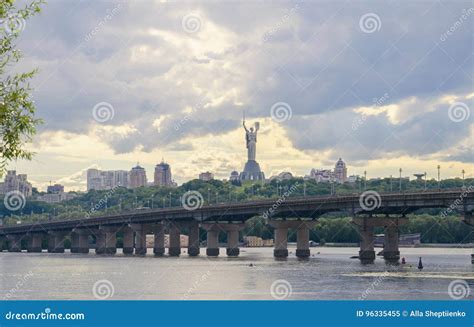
[{"x1": 0, "y1": 189, "x2": 473, "y2": 263}]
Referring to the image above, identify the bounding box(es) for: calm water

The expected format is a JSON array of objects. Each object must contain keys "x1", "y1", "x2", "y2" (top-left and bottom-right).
[{"x1": 1, "y1": 247, "x2": 473, "y2": 300}]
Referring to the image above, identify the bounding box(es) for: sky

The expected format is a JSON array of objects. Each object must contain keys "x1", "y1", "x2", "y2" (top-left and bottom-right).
[{"x1": 6, "y1": 0, "x2": 474, "y2": 191}]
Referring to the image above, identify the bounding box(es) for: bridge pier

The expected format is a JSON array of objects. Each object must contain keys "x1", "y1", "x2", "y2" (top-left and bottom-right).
[
  {"x1": 168, "y1": 224, "x2": 181, "y2": 256},
  {"x1": 71, "y1": 229, "x2": 90, "y2": 254},
  {"x1": 273, "y1": 224, "x2": 288, "y2": 258},
  {"x1": 48, "y1": 231, "x2": 66, "y2": 253},
  {"x1": 132, "y1": 224, "x2": 148, "y2": 255},
  {"x1": 27, "y1": 233, "x2": 43, "y2": 252},
  {"x1": 352, "y1": 217, "x2": 376, "y2": 263},
  {"x1": 153, "y1": 223, "x2": 165, "y2": 256},
  {"x1": 383, "y1": 224, "x2": 400, "y2": 263},
  {"x1": 353, "y1": 217, "x2": 407, "y2": 263},
  {"x1": 203, "y1": 224, "x2": 220, "y2": 256},
  {"x1": 95, "y1": 230, "x2": 106, "y2": 255},
  {"x1": 224, "y1": 224, "x2": 245, "y2": 257},
  {"x1": 0, "y1": 237, "x2": 5, "y2": 252},
  {"x1": 7, "y1": 235, "x2": 22, "y2": 252},
  {"x1": 268, "y1": 220, "x2": 317, "y2": 258},
  {"x1": 462, "y1": 213, "x2": 474, "y2": 264},
  {"x1": 187, "y1": 222, "x2": 200, "y2": 257},
  {"x1": 122, "y1": 226, "x2": 134, "y2": 255},
  {"x1": 97, "y1": 226, "x2": 118, "y2": 255}
]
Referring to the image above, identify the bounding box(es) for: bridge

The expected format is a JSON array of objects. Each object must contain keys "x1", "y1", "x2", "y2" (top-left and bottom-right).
[{"x1": 1, "y1": 189, "x2": 473, "y2": 263}]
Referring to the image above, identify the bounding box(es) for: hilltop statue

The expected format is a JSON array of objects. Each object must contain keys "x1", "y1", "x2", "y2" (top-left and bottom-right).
[
  {"x1": 243, "y1": 119, "x2": 260, "y2": 161},
  {"x1": 239, "y1": 113, "x2": 265, "y2": 181}
]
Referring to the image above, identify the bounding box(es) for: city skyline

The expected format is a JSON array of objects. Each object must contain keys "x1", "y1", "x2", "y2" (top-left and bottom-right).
[{"x1": 6, "y1": 1, "x2": 473, "y2": 191}]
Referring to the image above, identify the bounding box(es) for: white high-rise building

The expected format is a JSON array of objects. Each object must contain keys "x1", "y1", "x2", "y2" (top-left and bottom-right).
[
  {"x1": 87, "y1": 169, "x2": 129, "y2": 191},
  {"x1": 0, "y1": 170, "x2": 32, "y2": 197}
]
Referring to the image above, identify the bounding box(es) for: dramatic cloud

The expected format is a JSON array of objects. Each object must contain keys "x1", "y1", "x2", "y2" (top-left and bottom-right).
[{"x1": 9, "y1": 0, "x2": 473, "y2": 190}]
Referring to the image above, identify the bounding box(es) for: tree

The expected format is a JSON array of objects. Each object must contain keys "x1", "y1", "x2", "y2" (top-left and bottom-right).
[{"x1": 0, "y1": 0, "x2": 44, "y2": 176}]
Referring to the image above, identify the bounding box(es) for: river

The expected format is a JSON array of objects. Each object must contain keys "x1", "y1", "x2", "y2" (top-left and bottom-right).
[{"x1": 1, "y1": 247, "x2": 472, "y2": 300}]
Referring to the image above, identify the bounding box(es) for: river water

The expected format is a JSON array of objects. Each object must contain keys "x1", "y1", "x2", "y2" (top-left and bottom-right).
[{"x1": 1, "y1": 247, "x2": 473, "y2": 300}]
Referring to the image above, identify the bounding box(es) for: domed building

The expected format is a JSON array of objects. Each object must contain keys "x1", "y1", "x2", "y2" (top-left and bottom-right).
[{"x1": 334, "y1": 158, "x2": 347, "y2": 183}]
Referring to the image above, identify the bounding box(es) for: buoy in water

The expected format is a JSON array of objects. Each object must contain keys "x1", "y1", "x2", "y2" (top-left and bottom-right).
[
  {"x1": 401, "y1": 257, "x2": 406, "y2": 264},
  {"x1": 418, "y1": 257, "x2": 423, "y2": 270},
  {"x1": 249, "y1": 263, "x2": 254, "y2": 267}
]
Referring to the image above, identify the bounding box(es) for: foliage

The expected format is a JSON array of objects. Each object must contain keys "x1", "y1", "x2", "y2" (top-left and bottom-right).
[{"x1": 0, "y1": 0, "x2": 44, "y2": 176}]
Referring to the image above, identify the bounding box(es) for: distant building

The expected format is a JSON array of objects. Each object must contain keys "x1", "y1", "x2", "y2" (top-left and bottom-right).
[
  {"x1": 347, "y1": 175, "x2": 359, "y2": 183},
  {"x1": 87, "y1": 169, "x2": 129, "y2": 191},
  {"x1": 413, "y1": 173, "x2": 425, "y2": 181},
  {"x1": 334, "y1": 158, "x2": 347, "y2": 183},
  {"x1": 306, "y1": 169, "x2": 334, "y2": 183},
  {"x1": 374, "y1": 233, "x2": 421, "y2": 247},
  {"x1": 270, "y1": 171, "x2": 294, "y2": 181},
  {"x1": 244, "y1": 236, "x2": 274, "y2": 247},
  {"x1": 47, "y1": 184, "x2": 64, "y2": 194},
  {"x1": 154, "y1": 161, "x2": 173, "y2": 187},
  {"x1": 229, "y1": 171, "x2": 240, "y2": 182},
  {"x1": 37, "y1": 192, "x2": 77, "y2": 204},
  {"x1": 129, "y1": 164, "x2": 147, "y2": 188},
  {"x1": 145, "y1": 234, "x2": 189, "y2": 248},
  {"x1": 0, "y1": 170, "x2": 32, "y2": 197},
  {"x1": 199, "y1": 171, "x2": 214, "y2": 181},
  {"x1": 305, "y1": 158, "x2": 348, "y2": 184}
]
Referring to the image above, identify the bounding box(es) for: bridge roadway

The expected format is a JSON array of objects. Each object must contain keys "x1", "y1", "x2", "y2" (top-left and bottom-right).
[{"x1": 0, "y1": 189, "x2": 473, "y2": 263}]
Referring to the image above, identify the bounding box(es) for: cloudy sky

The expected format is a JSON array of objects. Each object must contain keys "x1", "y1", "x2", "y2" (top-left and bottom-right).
[{"x1": 8, "y1": 0, "x2": 474, "y2": 191}]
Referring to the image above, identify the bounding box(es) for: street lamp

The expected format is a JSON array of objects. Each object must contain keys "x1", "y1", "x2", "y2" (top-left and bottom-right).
[
  {"x1": 207, "y1": 188, "x2": 211, "y2": 205},
  {"x1": 390, "y1": 175, "x2": 393, "y2": 192},
  {"x1": 437, "y1": 165, "x2": 441, "y2": 190},
  {"x1": 363, "y1": 171, "x2": 367, "y2": 190},
  {"x1": 399, "y1": 168, "x2": 402, "y2": 192},
  {"x1": 462, "y1": 169, "x2": 465, "y2": 188},
  {"x1": 424, "y1": 172, "x2": 427, "y2": 191},
  {"x1": 169, "y1": 192, "x2": 172, "y2": 207},
  {"x1": 303, "y1": 180, "x2": 306, "y2": 197},
  {"x1": 215, "y1": 192, "x2": 219, "y2": 204}
]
